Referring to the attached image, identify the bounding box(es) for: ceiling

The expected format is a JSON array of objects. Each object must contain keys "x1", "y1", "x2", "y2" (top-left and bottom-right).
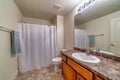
[
  {"x1": 14, "y1": 0, "x2": 83, "y2": 20},
  {"x1": 75, "y1": 0, "x2": 120, "y2": 25}
]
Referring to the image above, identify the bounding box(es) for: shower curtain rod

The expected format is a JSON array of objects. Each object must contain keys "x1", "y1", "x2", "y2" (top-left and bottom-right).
[
  {"x1": 18, "y1": 21, "x2": 55, "y2": 26},
  {"x1": 0, "y1": 26, "x2": 13, "y2": 32},
  {"x1": 88, "y1": 34, "x2": 104, "y2": 36}
]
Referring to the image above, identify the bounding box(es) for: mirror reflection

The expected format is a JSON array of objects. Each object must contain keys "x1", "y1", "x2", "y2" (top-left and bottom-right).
[{"x1": 74, "y1": 0, "x2": 120, "y2": 56}]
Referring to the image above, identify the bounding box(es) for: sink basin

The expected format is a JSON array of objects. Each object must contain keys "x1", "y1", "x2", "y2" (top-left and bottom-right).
[{"x1": 72, "y1": 53, "x2": 100, "y2": 63}]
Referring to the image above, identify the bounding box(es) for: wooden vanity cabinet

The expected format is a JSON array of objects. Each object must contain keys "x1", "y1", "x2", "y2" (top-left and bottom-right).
[
  {"x1": 94, "y1": 73, "x2": 103, "y2": 80},
  {"x1": 62, "y1": 61, "x2": 66, "y2": 79},
  {"x1": 62, "y1": 54, "x2": 67, "y2": 62},
  {"x1": 67, "y1": 58, "x2": 93, "y2": 80},
  {"x1": 62, "y1": 54, "x2": 76, "y2": 80},
  {"x1": 62, "y1": 54, "x2": 105, "y2": 80},
  {"x1": 62, "y1": 54, "x2": 92, "y2": 80}
]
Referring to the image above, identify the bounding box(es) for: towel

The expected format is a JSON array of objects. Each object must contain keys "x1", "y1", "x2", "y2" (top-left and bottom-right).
[
  {"x1": 11, "y1": 31, "x2": 21, "y2": 54},
  {"x1": 88, "y1": 35, "x2": 95, "y2": 47}
]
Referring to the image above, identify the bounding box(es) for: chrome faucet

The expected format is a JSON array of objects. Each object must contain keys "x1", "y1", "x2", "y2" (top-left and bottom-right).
[
  {"x1": 96, "y1": 48, "x2": 100, "y2": 52},
  {"x1": 85, "y1": 49, "x2": 91, "y2": 56}
]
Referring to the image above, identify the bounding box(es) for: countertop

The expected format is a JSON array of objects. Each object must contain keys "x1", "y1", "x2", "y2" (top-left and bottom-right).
[{"x1": 61, "y1": 50, "x2": 120, "y2": 80}]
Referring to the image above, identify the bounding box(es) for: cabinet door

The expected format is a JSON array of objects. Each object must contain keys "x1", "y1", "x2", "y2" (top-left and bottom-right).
[
  {"x1": 62, "y1": 61, "x2": 66, "y2": 79},
  {"x1": 62, "y1": 61, "x2": 76, "y2": 80},
  {"x1": 65, "y1": 63, "x2": 76, "y2": 80},
  {"x1": 77, "y1": 73, "x2": 86, "y2": 80}
]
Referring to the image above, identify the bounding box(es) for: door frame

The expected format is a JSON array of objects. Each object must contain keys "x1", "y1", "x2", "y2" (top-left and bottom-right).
[{"x1": 110, "y1": 17, "x2": 120, "y2": 53}]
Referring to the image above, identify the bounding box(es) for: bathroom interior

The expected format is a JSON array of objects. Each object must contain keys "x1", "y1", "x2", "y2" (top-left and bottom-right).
[{"x1": 0, "y1": 0, "x2": 120, "y2": 80}]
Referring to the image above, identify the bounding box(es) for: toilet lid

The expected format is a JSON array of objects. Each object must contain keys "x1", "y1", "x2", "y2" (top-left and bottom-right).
[
  {"x1": 61, "y1": 49, "x2": 68, "y2": 52},
  {"x1": 52, "y1": 57, "x2": 62, "y2": 62}
]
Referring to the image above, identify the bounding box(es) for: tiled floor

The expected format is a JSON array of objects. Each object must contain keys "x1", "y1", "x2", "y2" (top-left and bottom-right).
[{"x1": 16, "y1": 66, "x2": 64, "y2": 80}]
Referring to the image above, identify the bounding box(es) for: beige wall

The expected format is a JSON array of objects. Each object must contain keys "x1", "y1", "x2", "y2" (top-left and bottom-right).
[
  {"x1": 0, "y1": 0, "x2": 22, "y2": 80},
  {"x1": 64, "y1": 4, "x2": 79, "y2": 50},
  {"x1": 64, "y1": 11, "x2": 74, "y2": 50},
  {"x1": 56, "y1": 15, "x2": 64, "y2": 54},
  {"x1": 77, "y1": 11, "x2": 120, "y2": 51}
]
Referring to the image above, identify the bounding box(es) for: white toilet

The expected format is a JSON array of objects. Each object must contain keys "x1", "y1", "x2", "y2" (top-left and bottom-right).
[
  {"x1": 52, "y1": 49, "x2": 67, "y2": 72},
  {"x1": 52, "y1": 57, "x2": 62, "y2": 72}
]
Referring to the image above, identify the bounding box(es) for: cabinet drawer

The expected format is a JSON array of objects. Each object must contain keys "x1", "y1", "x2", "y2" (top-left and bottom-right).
[
  {"x1": 62, "y1": 54, "x2": 67, "y2": 62},
  {"x1": 67, "y1": 58, "x2": 93, "y2": 80}
]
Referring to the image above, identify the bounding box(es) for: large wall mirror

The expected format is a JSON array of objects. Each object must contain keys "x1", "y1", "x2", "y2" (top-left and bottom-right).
[{"x1": 74, "y1": 0, "x2": 120, "y2": 57}]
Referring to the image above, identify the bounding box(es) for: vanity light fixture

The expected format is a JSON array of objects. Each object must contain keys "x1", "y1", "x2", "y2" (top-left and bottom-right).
[{"x1": 77, "y1": 0, "x2": 98, "y2": 13}]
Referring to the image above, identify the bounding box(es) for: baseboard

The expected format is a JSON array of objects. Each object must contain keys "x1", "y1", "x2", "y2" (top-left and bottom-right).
[{"x1": 10, "y1": 70, "x2": 18, "y2": 80}]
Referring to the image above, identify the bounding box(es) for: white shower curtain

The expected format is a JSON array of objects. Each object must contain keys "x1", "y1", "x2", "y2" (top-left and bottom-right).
[
  {"x1": 74, "y1": 29, "x2": 87, "y2": 48},
  {"x1": 18, "y1": 23, "x2": 57, "y2": 73}
]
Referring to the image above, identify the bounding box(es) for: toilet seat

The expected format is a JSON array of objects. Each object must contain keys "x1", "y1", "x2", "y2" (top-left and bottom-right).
[{"x1": 52, "y1": 57, "x2": 62, "y2": 62}]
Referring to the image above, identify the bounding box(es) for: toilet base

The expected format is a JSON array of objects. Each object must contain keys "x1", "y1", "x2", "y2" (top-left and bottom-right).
[
  {"x1": 52, "y1": 57, "x2": 62, "y2": 72},
  {"x1": 54, "y1": 64, "x2": 60, "y2": 72}
]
